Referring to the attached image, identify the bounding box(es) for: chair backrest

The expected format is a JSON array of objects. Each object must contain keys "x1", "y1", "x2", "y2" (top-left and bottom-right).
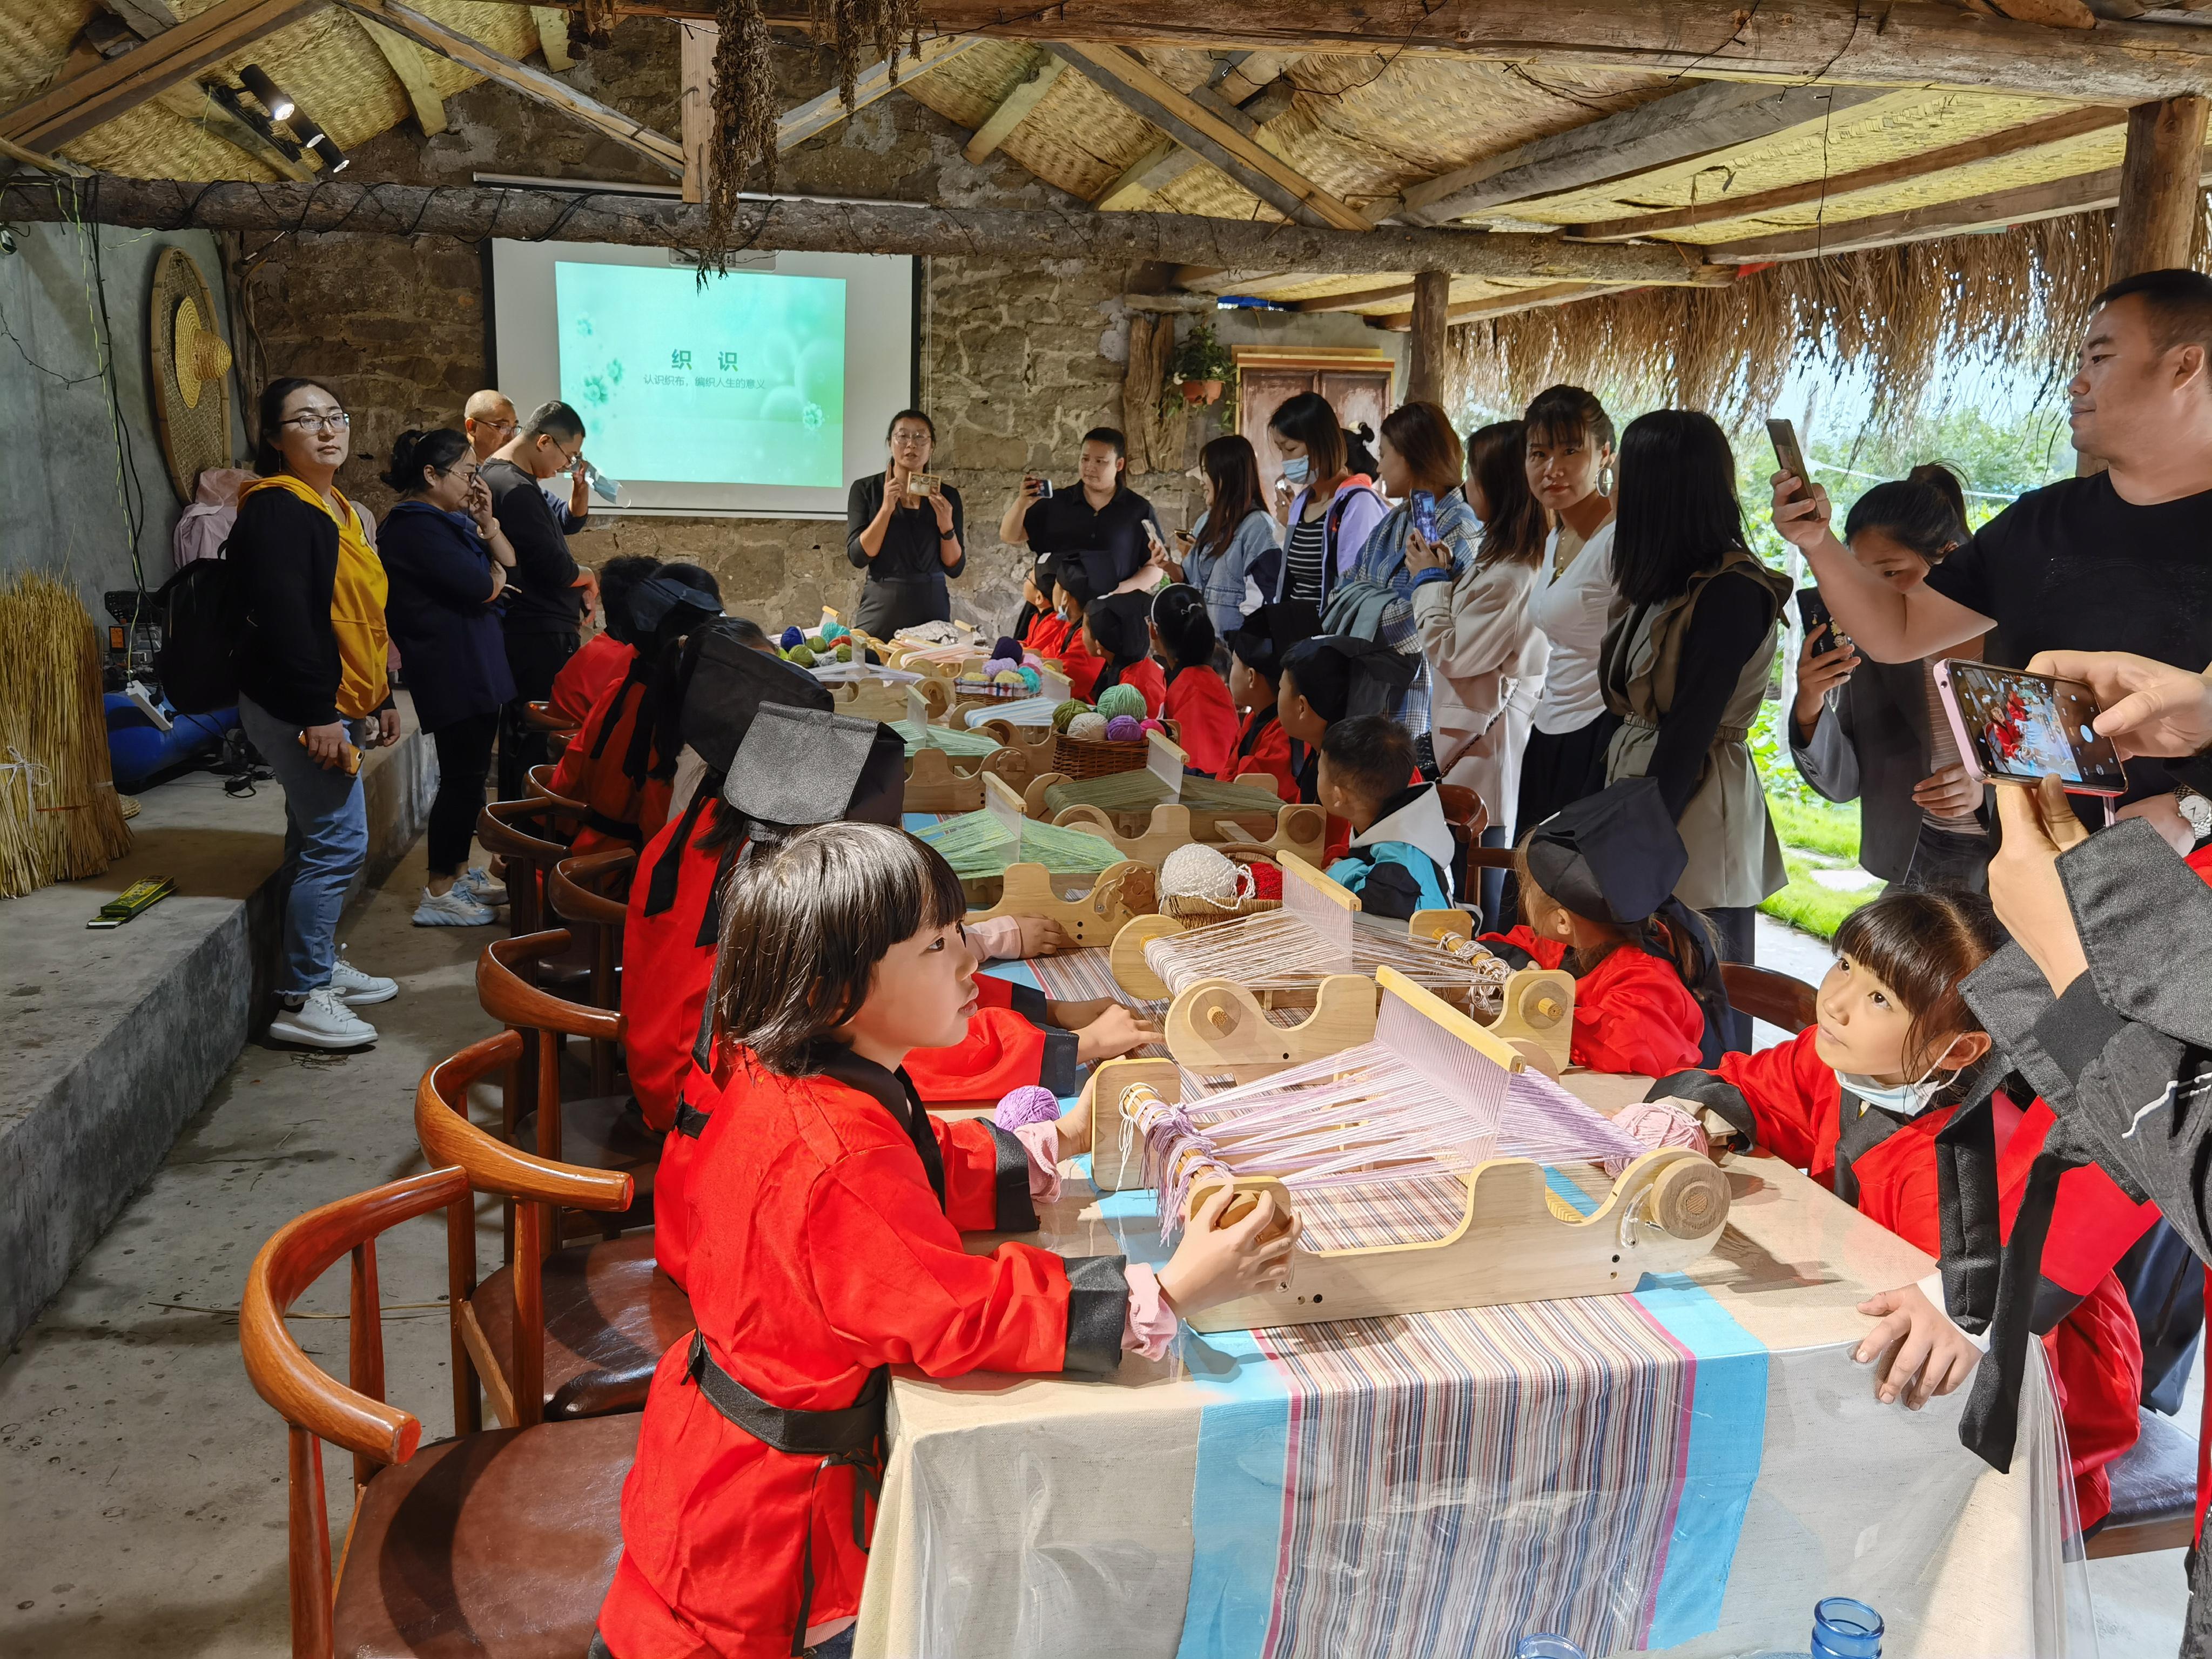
[
  {"x1": 476, "y1": 799, "x2": 572, "y2": 934},
  {"x1": 523, "y1": 699, "x2": 579, "y2": 736},
  {"x1": 416, "y1": 1032, "x2": 634, "y2": 1433},
  {"x1": 550, "y1": 849, "x2": 637, "y2": 1092},
  {"x1": 240, "y1": 1166, "x2": 467, "y2": 1659},
  {"x1": 1722, "y1": 962, "x2": 1820, "y2": 1034},
  {"x1": 1467, "y1": 846, "x2": 1517, "y2": 872},
  {"x1": 527, "y1": 763, "x2": 588, "y2": 819},
  {"x1": 478, "y1": 932, "x2": 626, "y2": 1161}
]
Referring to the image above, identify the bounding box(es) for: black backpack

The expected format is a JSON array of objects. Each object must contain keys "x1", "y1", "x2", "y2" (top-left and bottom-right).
[{"x1": 152, "y1": 555, "x2": 245, "y2": 714}]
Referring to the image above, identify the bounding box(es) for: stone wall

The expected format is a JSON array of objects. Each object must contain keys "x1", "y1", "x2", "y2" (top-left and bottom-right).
[{"x1": 239, "y1": 22, "x2": 1395, "y2": 634}]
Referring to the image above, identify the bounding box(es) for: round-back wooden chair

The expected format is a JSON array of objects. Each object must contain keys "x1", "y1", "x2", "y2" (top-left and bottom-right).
[
  {"x1": 1719, "y1": 962, "x2": 1820, "y2": 1035},
  {"x1": 549, "y1": 848, "x2": 636, "y2": 1096},
  {"x1": 239, "y1": 1168, "x2": 637, "y2": 1659}
]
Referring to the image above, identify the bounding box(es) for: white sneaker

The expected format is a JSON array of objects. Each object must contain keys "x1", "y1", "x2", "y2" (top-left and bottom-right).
[
  {"x1": 268, "y1": 987, "x2": 378, "y2": 1050},
  {"x1": 455, "y1": 866, "x2": 508, "y2": 907},
  {"x1": 329, "y1": 947, "x2": 399, "y2": 1004},
  {"x1": 414, "y1": 886, "x2": 496, "y2": 928}
]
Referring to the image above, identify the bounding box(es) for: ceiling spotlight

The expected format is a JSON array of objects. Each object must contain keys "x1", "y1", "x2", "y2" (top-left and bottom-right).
[
  {"x1": 239, "y1": 64, "x2": 294, "y2": 124},
  {"x1": 310, "y1": 134, "x2": 350, "y2": 174}
]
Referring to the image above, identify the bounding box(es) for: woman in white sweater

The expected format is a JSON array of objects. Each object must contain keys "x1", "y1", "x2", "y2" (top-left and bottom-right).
[
  {"x1": 1515, "y1": 386, "x2": 1621, "y2": 843},
  {"x1": 1404, "y1": 420, "x2": 1549, "y2": 922}
]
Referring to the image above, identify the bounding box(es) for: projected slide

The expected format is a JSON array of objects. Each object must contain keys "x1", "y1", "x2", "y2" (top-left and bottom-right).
[{"x1": 554, "y1": 261, "x2": 845, "y2": 488}]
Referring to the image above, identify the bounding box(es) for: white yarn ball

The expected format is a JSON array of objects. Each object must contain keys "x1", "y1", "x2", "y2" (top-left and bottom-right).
[
  {"x1": 1159, "y1": 843, "x2": 1253, "y2": 906},
  {"x1": 1066, "y1": 711, "x2": 1110, "y2": 740}
]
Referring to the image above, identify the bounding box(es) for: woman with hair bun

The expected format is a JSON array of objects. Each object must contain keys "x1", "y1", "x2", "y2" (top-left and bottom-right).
[
  {"x1": 378, "y1": 426, "x2": 519, "y2": 927},
  {"x1": 1790, "y1": 462, "x2": 1992, "y2": 893}
]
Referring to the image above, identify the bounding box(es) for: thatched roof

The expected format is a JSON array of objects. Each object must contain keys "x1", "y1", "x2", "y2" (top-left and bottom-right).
[{"x1": 4, "y1": 0, "x2": 2204, "y2": 415}]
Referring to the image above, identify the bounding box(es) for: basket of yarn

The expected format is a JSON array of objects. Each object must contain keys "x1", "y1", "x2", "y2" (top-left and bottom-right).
[
  {"x1": 1095, "y1": 682, "x2": 1147, "y2": 721},
  {"x1": 1156, "y1": 842, "x2": 1280, "y2": 928},
  {"x1": 1052, "y1": 714, "x2": 1177, "y2": 779}
]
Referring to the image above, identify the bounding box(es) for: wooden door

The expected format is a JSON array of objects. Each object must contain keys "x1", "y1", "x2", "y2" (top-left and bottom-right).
[{"x1": 1238, "y1": 366, "x2": 1396, "y2": 511}]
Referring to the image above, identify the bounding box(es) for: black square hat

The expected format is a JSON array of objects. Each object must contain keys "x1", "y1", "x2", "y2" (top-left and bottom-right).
[
  {"x1": 1523, "y1": 777, "x2": 1687, "y2": 926},
  {"x1": 722, "y1": 703, "x2": 904, "y2": 828},
  {"x1": 1225, "y1": 599, "x2": 1322, "y2": 682},
  {"x1": 680, "y1": 624, "x2": 833, "y2": 776},
  {"x1": 627, "y1": 572, "x2": 722, "y2": 643}
]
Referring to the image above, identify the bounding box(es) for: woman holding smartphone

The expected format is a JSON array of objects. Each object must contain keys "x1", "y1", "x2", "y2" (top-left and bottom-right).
[{"x1": 846, "y1": 409, "x2": 964, "y2": 637}]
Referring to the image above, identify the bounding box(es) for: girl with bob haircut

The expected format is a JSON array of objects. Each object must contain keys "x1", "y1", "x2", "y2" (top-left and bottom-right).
[
  {"x1": 1179, "y1": 434, "x2": 1279, "y2": 638},
  {"x1": 1080, "y1": 589, "x2": 1165, "y2": 713},
  {"x1": 597, "y1": 822, "x2": 1297, "y2": 1657},
  {"x1": 1266, "y1": 390, "x2": 1387, "y2": 608},
  {"x1": 1650, "y1": 888, "x2": 2153, "y2": 1530},
  {"x1": 1790, "y1": 463, "x2": 1992, "y2": 893},
  {"x1": 1597, "y1": 409, "x2": 1791, "y2": 1039},
  {"x1": 1148, "y1": 582, "x2": 1239, "y2": 775}
]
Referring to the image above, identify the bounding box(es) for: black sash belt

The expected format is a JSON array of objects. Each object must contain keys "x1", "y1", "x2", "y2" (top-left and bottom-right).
[
  {"x1": 674, "y1": 1094, "x2": 711, "y2": 1138},
  {"x1": 584, "y1": 807, "x2": 646, "y2": 846},
  {"x1": 682, "y1": 1333, "x2": 886, "y2": 1656}
]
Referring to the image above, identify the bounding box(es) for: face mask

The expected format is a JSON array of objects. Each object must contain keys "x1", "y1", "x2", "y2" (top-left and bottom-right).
[
  {"x1": 1839, "y1": 1056, "x2": 1955, "y2": 1118},
  {"x1": 1281, "y1": 455, "x2": 1311, "y2": 487}
]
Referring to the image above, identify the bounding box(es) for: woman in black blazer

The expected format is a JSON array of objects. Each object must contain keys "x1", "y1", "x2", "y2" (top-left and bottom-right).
[{"x1": 378, "y1": 427, "x2": 519, "y2": 927}]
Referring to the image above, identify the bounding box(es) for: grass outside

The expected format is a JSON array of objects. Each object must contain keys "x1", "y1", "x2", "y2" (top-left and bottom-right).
[{"x1": 1759, "y1": 795, "x2": 1878, "y2": 940}]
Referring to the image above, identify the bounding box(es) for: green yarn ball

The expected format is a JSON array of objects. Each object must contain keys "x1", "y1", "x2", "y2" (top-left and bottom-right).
[
  {"x1": 835, "y1": 643, "x2": 853, "y2": 663},
  {"x1": 1052, "y1": 698, "x2": 1092, "y2": 733},
  {"x1": 1096, "y1": 683, "x2": 1147, "y2": 721},
  {"x1": 788, "y1": 644, "x2": 817, "y2": 668}
]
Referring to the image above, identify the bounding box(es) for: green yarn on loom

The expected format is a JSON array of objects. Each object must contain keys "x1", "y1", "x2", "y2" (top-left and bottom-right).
[
  {"x1": 891, "y1": 720, "x2": 1000, "y2": 758},
  {"x1": 1095, "y1": 683, "x2": 1148, "y2": 721},
  {"x1": 1041, "y1": 772, "x2": 1287, "y2": 818},
  {"x1": 916, "y1": 811, "x2": 1121, "y2": 878}
]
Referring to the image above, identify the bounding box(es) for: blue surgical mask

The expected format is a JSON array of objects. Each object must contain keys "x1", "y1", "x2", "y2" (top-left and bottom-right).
[
  {"x1": 1281, "y1": 455, "x2": 1311, "y2": 487},
  {"x1": 1840, "y1": 1058, "x2": 1955, "y2": 1118}
]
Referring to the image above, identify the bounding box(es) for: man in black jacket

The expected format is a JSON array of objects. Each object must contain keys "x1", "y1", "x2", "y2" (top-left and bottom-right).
[{"x1": 485, "y1": 399, "x2": 588, "y2": 798}]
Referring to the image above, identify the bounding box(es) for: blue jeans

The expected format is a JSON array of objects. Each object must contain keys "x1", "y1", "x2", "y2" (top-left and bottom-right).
[{"x1": 238, "y1": 693, "x2": 368, "y2": 997}]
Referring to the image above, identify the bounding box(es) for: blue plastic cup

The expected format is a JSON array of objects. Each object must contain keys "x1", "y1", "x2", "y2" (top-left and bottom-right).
[{"x1": 1811, "y1": 1596, "x2": 1884, "y2": 1658}]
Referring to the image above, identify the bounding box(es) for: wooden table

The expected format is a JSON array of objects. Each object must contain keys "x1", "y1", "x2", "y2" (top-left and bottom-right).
[{"x1": 853, "y1": 1072, "x2": 2077, "y2": 1658}]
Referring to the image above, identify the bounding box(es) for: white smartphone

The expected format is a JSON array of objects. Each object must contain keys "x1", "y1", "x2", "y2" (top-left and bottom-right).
[{"x1": 1932, "y1": 659, "x2": 2128, "y2": 797}]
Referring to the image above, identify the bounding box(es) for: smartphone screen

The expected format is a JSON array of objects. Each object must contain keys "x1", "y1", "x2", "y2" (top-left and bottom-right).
[
  {"x1": 1767, "y1": 417, "x2": 1810, "y2": 503},
  {"x1": 1410, "y1": 489, "x2": 1438, "y2": 541},
  {"x1": 1938, "y1": 661, "x2": 2127, "y2": 795}
]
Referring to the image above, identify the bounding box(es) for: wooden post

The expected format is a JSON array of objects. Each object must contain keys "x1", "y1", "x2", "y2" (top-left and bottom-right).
[
  {"x1": 679, "y1": 21, "x2": 717, "y2": 204},
  {"x1": 2112, "y1": 95, "x2": 2209, "y2": 279},
  {"x1": 1405, "y1": 268, "x2": 1450, "y2": 404}
]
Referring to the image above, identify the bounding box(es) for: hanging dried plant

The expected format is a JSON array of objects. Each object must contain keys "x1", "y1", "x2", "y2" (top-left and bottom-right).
[{"x1": 810, "y1": 0, "x2": 922, "y2": 112}]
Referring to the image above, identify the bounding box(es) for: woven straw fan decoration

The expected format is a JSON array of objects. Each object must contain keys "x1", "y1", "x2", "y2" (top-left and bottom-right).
[{"x1": 147, "y1": 247, "x2": 237, "y2": 505}]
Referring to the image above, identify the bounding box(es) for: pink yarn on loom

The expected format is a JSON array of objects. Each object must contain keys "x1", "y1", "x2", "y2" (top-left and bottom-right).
[
  {"x1": 1602, "y1": 1098, "x2": 1710, "y2": 1176},
  {"x1": 994, "y1": 1085, "x2": 1063, "y2": 1131}
]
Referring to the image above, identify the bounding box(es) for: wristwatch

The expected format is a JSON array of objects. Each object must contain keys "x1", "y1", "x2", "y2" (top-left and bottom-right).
[{"x1": 2178, "y1": 784, "x2": 2212, "y2": 844}]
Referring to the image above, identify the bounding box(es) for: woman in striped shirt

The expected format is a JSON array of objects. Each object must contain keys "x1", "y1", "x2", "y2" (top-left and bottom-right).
[{"x1": 1266, "y1": 392, "x2": 1386, "y2": 607}]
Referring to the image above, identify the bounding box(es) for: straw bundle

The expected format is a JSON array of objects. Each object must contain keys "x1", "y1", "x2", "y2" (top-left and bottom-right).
[
  {"x1": 1445, "y1": 209, "x2": 2167, "y2": 430},
  {"x1": 0, "y1": 574, "x2": 131, "y2": 897}
]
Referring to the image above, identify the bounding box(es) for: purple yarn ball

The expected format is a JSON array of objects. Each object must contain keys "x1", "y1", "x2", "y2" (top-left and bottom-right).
[
  {"x1": 1104, "y1": 714, "x2": 1145, "y2": 742},
  {"x1": 994, "y1": 1085, "x2": 1063, "y2": 1131}
]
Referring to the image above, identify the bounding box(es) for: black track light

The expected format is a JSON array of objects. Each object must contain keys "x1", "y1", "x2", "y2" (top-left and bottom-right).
[
  {"x1": 239, "y1": 63, "x2": 294, "y2": 124},
  {"x1": 309, "y1": 134, "x2": 350, "y2": 174}
]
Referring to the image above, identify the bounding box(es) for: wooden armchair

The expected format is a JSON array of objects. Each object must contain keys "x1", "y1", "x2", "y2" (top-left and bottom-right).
[
  {"x1": 549, "y1": 848, "x2": 635, "y2": 1096},
  {"x1": 523, "y1": 698, "x2": 579, "y2": 761},
  {"x1": 476, "y1": 800, "x2": 594, "y2": 992},
  {"x1": 419, "y1": 1034, "x2": 693, "y2": 1425},
  {"x1": 479, "y1": 931, "x2": 657, "y2": 1240},
  {"x1": 526, "y1": 763, "x2": 588, "y2": 822},
  {"x1": 1720, "y1": 963, "x2": 1820, "y2": 1035},
  {"x1": 239, "y1": 1168, "x2": 636, "y2": 1658}
]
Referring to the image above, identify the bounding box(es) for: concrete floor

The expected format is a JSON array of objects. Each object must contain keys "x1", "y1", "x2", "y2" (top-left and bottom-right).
[{"x1": 0, "y1": 872, "x2": 2194, "y2": 1655}]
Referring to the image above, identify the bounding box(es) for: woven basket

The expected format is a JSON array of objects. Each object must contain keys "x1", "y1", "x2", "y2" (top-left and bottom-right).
[
  {"x1": 1159, "y1": 895, "x2": 1280, "y2": 930},
  {"x1": 1052, "y1": 717, "x2": 1180, "y2": 780}
]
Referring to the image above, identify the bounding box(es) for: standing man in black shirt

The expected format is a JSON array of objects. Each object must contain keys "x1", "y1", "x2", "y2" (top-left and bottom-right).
[
  {"x1": 483, "y1": 399, "x2": 589, "y2": 799},
  {"x1": 1000, "y1": 426, "x2": 1159, "y2": 600},
  {"x1": 1772, "y1": 268, "x2": 2212, "y2": 811}
]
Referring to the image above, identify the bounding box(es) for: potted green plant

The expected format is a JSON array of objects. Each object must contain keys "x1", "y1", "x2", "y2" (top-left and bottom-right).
[{"x1": 1166, "y1": 320, "x2": 1235, "y2": 407}]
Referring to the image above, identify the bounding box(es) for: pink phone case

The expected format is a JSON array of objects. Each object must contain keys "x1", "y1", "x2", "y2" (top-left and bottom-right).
[{"x1": 1931, "y1": 659, "x2": 2127, "y2": 797}]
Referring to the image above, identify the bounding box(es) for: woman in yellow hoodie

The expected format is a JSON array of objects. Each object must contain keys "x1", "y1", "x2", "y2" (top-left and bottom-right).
[{"x1": 231, "y1": 376, "x2": 401, "y2": 1051}]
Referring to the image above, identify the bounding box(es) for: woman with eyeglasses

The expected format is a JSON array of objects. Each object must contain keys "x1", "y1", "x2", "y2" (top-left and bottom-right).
[
  {"x1": 482, "y1": 399, "x2": 591, "y2": 799},
  {"x1": 846, "y1": 408, "x2": 965, "y2": 639},
  {"x1": 230, "y1": 376, "x2": 401, "y2": 1051},
  {"x1": 377, "y1": 427, "x2": 520, "y2": 928}
]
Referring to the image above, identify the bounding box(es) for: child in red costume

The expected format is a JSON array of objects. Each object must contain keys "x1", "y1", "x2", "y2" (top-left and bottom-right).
[
  {"x1": 1648, "y1": 888, "x2": 2153, "y2": 1528},
  {"x1": 547, "y1": 555, "x2": 663, "y2": 725},
  {"x1": 1480, "y1": 778, "x2": 1731, "y2": 1075},
  {"x1": 595, "y1": 823, "x2": 1297, "y2": 1658},
  {"x1": 549, "y1": 569, "x2": 721, "y2": 855},
  {"x1": 1221, "y1": 612, "x2": 1299, "y2": 802},
  {"x1": 1014, "y1": 558, "x2": 1071, "y2": 660},
  {"x1": 1081, "y1": 590, "x2": 1166, "y2": 716},
  {"x1": 1148, "y1": 583, "x2": 1239, "y2": 777},
  {"x1": 1053, "y1": 585, "x2": 1104, "y2": 703}
]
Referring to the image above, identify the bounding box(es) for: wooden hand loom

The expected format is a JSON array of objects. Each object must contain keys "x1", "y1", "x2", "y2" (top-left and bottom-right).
[
  {"x1": 902, "y1": 744, "x2": 1030, "y2": 813},
  {"x1": 1048, "y1": 799, "x2": 1328, "y2": 870},
  {"x1": 964, "y1": 859, "x2": 1153, "y2": 946},
  {"x1": 1086, "y1": 968, "x2": 1730, "y2": 1331}
]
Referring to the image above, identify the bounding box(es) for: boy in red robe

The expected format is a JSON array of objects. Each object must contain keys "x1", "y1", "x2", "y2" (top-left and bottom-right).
[
  {"x1": 1481, "y1": 778, "x2": 1731, "y2": 1075},
  {"x1": 595, "y1": 823, "x2": 1297, "y2": 1657},
  {"x1": 1222, "y1": 607, "x2": 1309, "y2": 803},
  {"x1": 547, "y1": 554, "x2": 662, "y2": 725}
]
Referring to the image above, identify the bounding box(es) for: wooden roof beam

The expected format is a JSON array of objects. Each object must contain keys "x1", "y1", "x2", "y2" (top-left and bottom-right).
[
  {"x1": 1093, "y1": 65, "x2": 1300, "y2": 209},
  {"x1": 1293, "y1": 280, "x2": 1418, "y2": 312},
  {"x1": 357, "y1": 17, "x2": 449, "y2": 137},
  {"x1": 1383, "y1": 81, "x2": 1890, "y2": 226},
  {"x1": 1565, "y1": 104, "x2": 2126, "y2": 240},
  {"x1": 1050, "y1": 43, "x2": 1369, "y2": 230},
  {"x1": 776, "y1": 35, "x2": 981, "y2": 149},
  {"x1": 1374, "y1": 280, "x2": 1629, "y2": 328},
  {"x1": 79, "y1": 8, "x2": 319, "y2": 181},
  {"x1": 0, "y1": 170, "x2": 1733, "y2": 285},
  {"x1": 0, "y1": 0, "x2": 312, "y2": 150},
  {"x1": 964, "y1": 51, "x2": 1067, "y2": 163},
  {"x1": 337, "y1": 0, "x2": 684, "y2": 174}
]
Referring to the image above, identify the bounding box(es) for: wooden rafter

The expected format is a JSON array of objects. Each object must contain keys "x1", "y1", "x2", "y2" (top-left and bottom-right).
[
  {"x1": 357, "y1": 16, "x2": 449, "y2": 137},
  {"x1": 1385, "y1": 82, "x2": 1890, "y2": 226},
  {"x1": 1565, "y1": 104, "x2": 2126, "y2": 240},
  {"x1": 1050, "y1": 43, "x2": 1368, "y2": 231},
  {"x1": 1293, "y1": 280, "x2": 1418, "y2": 312},
  {"x1": 1095, "y1": 69, "x2": 1299, "y2": 210},
  {"x1": 1375, "y1": 280, "x2": 1627, "y2": 329},
  {"x1": 0, "y1": 0, "x2": 312, "y2": 151},
  {"x1": 777, "y1": 36, "x2": 982, "y2": 150},
  {"x1": 337, "y1": 0, "x2": 683, "y2": 174},
  {"x1": 964, "y1": 51, "x2": 1067, "y2": 164},
  {"x1": 80, "y1": 6, "x2": 318, "y2": 182},
  {"x1": 532, "y1": 5, "x2": 575, "y2": 71}
]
